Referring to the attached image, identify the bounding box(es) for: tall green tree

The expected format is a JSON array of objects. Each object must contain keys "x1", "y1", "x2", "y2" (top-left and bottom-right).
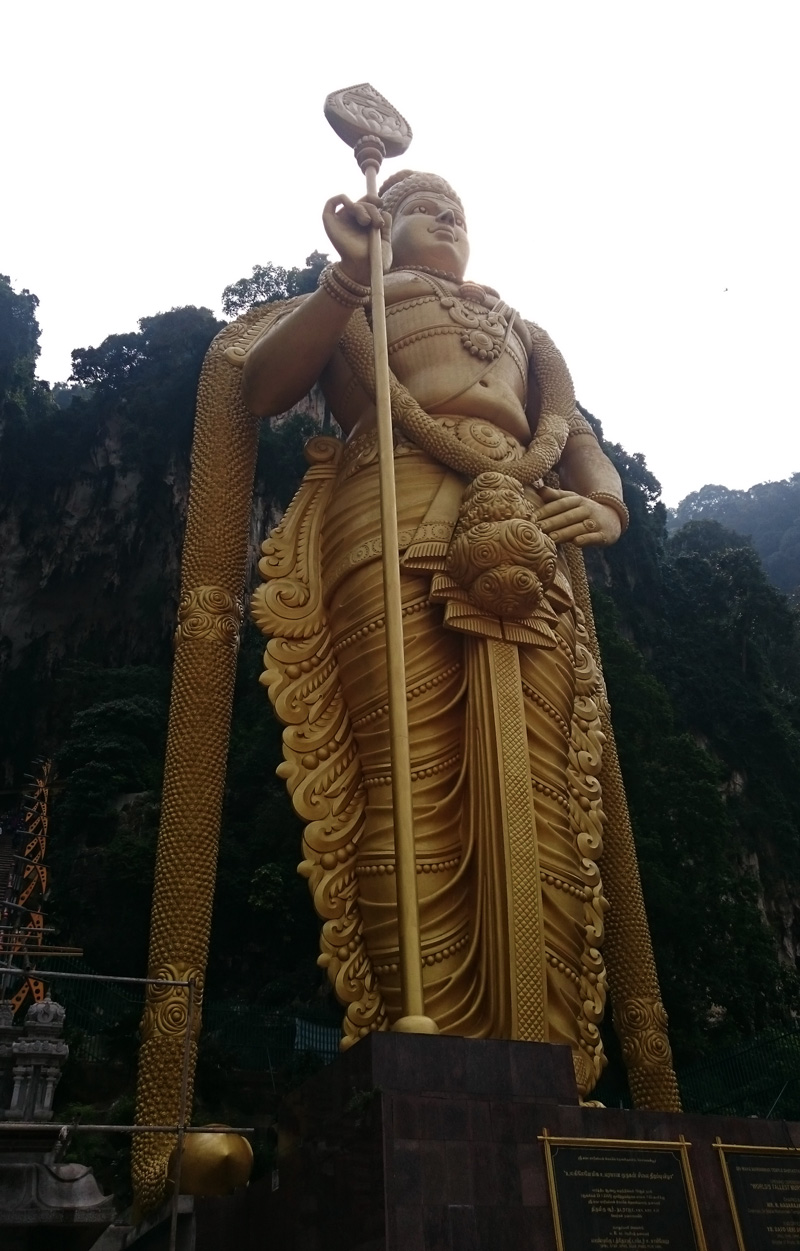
[{"x1": 221, "y1": 251, "x2": 328, "y2": 317}]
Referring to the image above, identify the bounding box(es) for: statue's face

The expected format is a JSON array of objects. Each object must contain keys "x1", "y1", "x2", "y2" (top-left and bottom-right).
[{"x1": 390, "y1": 191, "x2": 469, "y2": 279}]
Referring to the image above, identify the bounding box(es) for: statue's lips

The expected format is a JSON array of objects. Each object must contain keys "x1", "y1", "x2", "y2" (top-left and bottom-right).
[{"x1": 429, "y1": 225, "x2": 457, "y2": 240}]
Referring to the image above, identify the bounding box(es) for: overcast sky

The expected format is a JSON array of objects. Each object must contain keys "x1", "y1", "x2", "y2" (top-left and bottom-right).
[{"x1": 3, "y1": 1, "x2": 798, "y2": 505}]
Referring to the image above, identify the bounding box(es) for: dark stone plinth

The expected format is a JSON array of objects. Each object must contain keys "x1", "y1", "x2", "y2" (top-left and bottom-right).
[{"x1": 161, "y1": 1035, "x2": 800, "y2": 1250}]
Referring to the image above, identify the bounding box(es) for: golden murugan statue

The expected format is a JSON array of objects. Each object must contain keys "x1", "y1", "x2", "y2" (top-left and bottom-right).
[
  {"x1": 245, "y1": 168, "x2": 628, "y2": 1086},
  {"x1": 132, "y1": 161, "x2": 680, "y2": 1212}
]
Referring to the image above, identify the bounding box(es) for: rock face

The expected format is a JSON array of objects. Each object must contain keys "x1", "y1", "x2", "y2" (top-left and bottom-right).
[
  {"x1": 0, "y1": 351, "x2": 319, "y2": 785},
  {"x1": 0, "y1": 418, "x2": 189, "y2": 678}
]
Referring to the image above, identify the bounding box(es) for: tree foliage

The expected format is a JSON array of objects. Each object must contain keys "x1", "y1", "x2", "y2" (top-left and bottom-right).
[
  {"x1": 0, "y1": 275, "x2": 56, "y2": 463},
  {"x1": 670, "y1": 476, "x2": 800, "y2": 596},
  {"x1": 0, "y1": 273, "x2": 41, "y2": 397},
  {"x1": 221, "y1": 251, "x2": 328, "y2": 317}
]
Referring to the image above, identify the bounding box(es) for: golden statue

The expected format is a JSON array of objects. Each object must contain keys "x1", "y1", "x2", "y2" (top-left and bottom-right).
[
  {"x1": 244, "y1": 167, "x2": 629, "y2": 1085},
  {"x1": 132, "y1": 94, "x2": 679, "y2": 1214}
]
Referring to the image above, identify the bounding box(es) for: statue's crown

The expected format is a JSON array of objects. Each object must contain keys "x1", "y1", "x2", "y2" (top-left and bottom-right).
[{"x1": 379, "y1": 170, "x2": 464, "y2": 219}]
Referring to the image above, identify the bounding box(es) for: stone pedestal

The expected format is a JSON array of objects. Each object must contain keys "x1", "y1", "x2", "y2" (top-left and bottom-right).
[
  {"x1": 3, "y1": 997, "x2": 69, "y2": 1123},
  {"x1": 0, "y1": 999, "x2": 116, "y2": 1249},
  {"x1": 157, "y1": 1033, "x2": 800, "y2": 1251}
]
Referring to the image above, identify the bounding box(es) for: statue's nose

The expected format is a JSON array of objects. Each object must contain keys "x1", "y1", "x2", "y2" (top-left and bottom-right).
[{"x1": 436, "y1": 208, "x2": 456, "y2": 226}]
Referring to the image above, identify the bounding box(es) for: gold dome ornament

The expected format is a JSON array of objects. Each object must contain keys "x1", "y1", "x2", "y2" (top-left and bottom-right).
[{"x1": 167, "y1": 1126, "x2": 253, "y2": 1197}]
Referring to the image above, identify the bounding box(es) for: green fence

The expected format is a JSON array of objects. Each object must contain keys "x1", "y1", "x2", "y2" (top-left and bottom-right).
[
  {"x1": 28, "y1": 961, "x2": 339, "y2": 1074},
  {"x1": 679, "y1": 1025, "x2": 800, "y2": 1121}
]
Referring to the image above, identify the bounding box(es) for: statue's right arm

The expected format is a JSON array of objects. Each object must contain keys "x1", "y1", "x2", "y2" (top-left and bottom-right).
[
  {"x1": 241, "y1": 194, "x2": 389, "y2": 419},
  {"x1": 241, "y1": 288, "x2": 355, "y2": 418}
]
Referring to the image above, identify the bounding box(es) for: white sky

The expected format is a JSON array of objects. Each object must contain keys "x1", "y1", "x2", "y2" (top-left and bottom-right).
[{"x1": 2, "y1": 1, "x2": 798, "y2": 506}]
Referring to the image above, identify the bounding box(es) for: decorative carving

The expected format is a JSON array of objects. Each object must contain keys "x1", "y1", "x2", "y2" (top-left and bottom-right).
[
  {"x1": 447, "y1": 302, "x2": 505, "y2": 359},
  {"x1": 490, "y1": 639, "x2": 547, "y2": 1041},
  {"x1": 324, "y1": 83, "x2": 412, "y2": 157},
  {"x1": 252, "y1": 436, "x2": 388, "y2": 1047},
  {"x1": 587, "y1": 490, "x2": 630, "y2": 534},
  {"x1": 22, "y1": 996, "x2": 65, "y2": 1036},
  {"x1": 617, "y1": 996, "x2": 674, "y2": 1067},
  {"x1": 564, "y1": 545, "x2": 681, "y2": 1111},
  {"x1": 175, "y1": 586, "x2": 242, "y2": 648},
  {"x1": 139, "y1": 962, "x2": 203, "y2": 1044},
  {"x1": 3, "y1": 996, "x2": 68, "y2": 1122},
  {"x1": 319, "y1": 262, "x2": 371, "y2": 308},
  {"x1": 133, "y1": 301, "x2": 278, "y2": 1214},
  {"x1": 446, "y1": 472, "x2": 560, "y2": 622},
  {"x1": 565, "y1": 612, "x2": 610, "y2": 1087}
]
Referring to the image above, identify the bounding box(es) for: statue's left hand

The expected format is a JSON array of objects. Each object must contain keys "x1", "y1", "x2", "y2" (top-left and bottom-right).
[{"x1": 534, "y1": 487, "x2": 622, "y2": 547}]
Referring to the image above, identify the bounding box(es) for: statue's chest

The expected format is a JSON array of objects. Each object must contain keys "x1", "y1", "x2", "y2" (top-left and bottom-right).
[{"x1": 383, "y1": 274, "x2": 529, "y2": 397}]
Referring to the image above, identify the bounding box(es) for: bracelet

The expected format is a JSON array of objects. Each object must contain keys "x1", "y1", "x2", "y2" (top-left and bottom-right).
[
  {"x1": 587, "y1": 491, "x2": 630, "y2": 534},
  {"x1": 318, "y1": 263, "x2": 371, "y2": 308},
  {"x1": 567, "y1": 415, "x2": 597, "y2": 438},
  {"x1": 333, "y1": 264, "x2": 372, "y2": 297}
]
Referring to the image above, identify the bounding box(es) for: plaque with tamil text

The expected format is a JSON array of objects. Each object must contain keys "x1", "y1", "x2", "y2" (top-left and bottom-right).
[
  {"x1": 715, "y1": 1141, "x2": 800, "y2": 1250},
  {"x1": 540, "y1": 1132, "x2": 707, "y2": 1251}
]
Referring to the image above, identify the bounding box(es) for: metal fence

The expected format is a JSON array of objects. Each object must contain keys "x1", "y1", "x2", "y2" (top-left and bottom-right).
[
  {"x1": 16, "y1": 960, "x2": 800, "y2": 1117},
  {"x1": 37, "y1": 960, "x2": 339, "y2": 1072},
  {"x1": 679, "y1": 1024, "x2": 800, "y2": 1121}
]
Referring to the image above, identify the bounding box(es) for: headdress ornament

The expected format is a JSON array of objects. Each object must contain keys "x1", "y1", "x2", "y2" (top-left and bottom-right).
[{"x1": 379, "y1": 170, "x2": 464, "y2": 218}]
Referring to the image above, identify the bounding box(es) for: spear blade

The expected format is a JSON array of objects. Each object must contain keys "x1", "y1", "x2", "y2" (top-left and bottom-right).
[{"x1": 324, "y1": 83, "x2": 412, "y2": 157}]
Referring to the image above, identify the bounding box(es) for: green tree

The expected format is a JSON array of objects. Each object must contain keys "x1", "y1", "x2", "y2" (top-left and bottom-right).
[
  {"x1": 670, "y1": 475, "x2": 800, "y2": 596},
  {"x1": 221, "y1": 251, "x2": 328, "y2": 317},
  {"x1": 0, "y1": 274, "x2": 41, "y2": 396}
]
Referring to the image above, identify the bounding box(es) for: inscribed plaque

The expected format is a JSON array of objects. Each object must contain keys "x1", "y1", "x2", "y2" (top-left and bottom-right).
[
  {"x1": 540, "y1": 1134, "x2": 707, "y2": 1251},
  {"x1": 716, "y1": 1143, "x2": 800, "y2": 1250}
]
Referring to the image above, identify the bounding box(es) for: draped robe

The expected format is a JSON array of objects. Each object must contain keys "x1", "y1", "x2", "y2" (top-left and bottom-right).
[{"x1": 254, "y1": 418, "x2": 610, "y2": 1096}]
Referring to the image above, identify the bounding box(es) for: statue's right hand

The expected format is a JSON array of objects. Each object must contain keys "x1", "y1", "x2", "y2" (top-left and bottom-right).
[{"x1": 322, "y1": 195, "x2": 392, "y2": 287}]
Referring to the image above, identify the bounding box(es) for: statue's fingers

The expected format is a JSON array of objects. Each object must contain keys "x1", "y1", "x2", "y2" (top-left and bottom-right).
[
  {"x1": 535, "y1": 495, "x2": 583, "y2": 520},
  {"x1": 574, "y1": 530, "x2": 605, "y2": 547},
  {"x1": 352, "y1": 203, "x2": 376, "y2": 227},
  {"x1": 323, "y1": 194, "x2": 352, "y2": 217},
  {"x1": 539, "y1": 506, "x2": 588, "y2": 532},
  {"x1": 363, "y1": 202, "x2": 385, "y2": 228},
  {"x1": 548, "y1": 522, "x2": 587, "y2": 544}
]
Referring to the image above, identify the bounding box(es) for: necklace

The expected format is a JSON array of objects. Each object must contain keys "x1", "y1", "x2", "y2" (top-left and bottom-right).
[
  {"x1": 403, "y1": 268, "x2": 511, "y2": 363},
  {"x1": 394, "y1": 263, "x2": 459, "y2": 283},
  {"x1": 393, "y1": 264, "x2": 501, "y2": 301}
]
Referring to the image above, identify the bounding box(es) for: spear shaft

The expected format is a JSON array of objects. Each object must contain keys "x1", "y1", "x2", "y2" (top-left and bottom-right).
[{"x1": 325, "y1": 87, "x2": 437, "y2": 1034}]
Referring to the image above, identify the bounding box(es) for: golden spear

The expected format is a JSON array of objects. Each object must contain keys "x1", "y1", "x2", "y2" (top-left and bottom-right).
[{"x1": 324, "y1": 85, "x2": 437, "y2": 1035}]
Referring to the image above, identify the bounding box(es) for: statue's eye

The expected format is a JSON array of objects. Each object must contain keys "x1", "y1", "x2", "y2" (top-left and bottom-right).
[{"x1": 415, "y1": 205, "x2": 428, "y2": 213}]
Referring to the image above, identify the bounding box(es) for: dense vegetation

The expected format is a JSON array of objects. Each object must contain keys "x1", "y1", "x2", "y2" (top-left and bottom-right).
[
  {"x1": 1, "y1": 270, "x2": 799, "y2": 1098},
  {"x1": 669, "y1": 478, "x2": 800, "y2": 598}
]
